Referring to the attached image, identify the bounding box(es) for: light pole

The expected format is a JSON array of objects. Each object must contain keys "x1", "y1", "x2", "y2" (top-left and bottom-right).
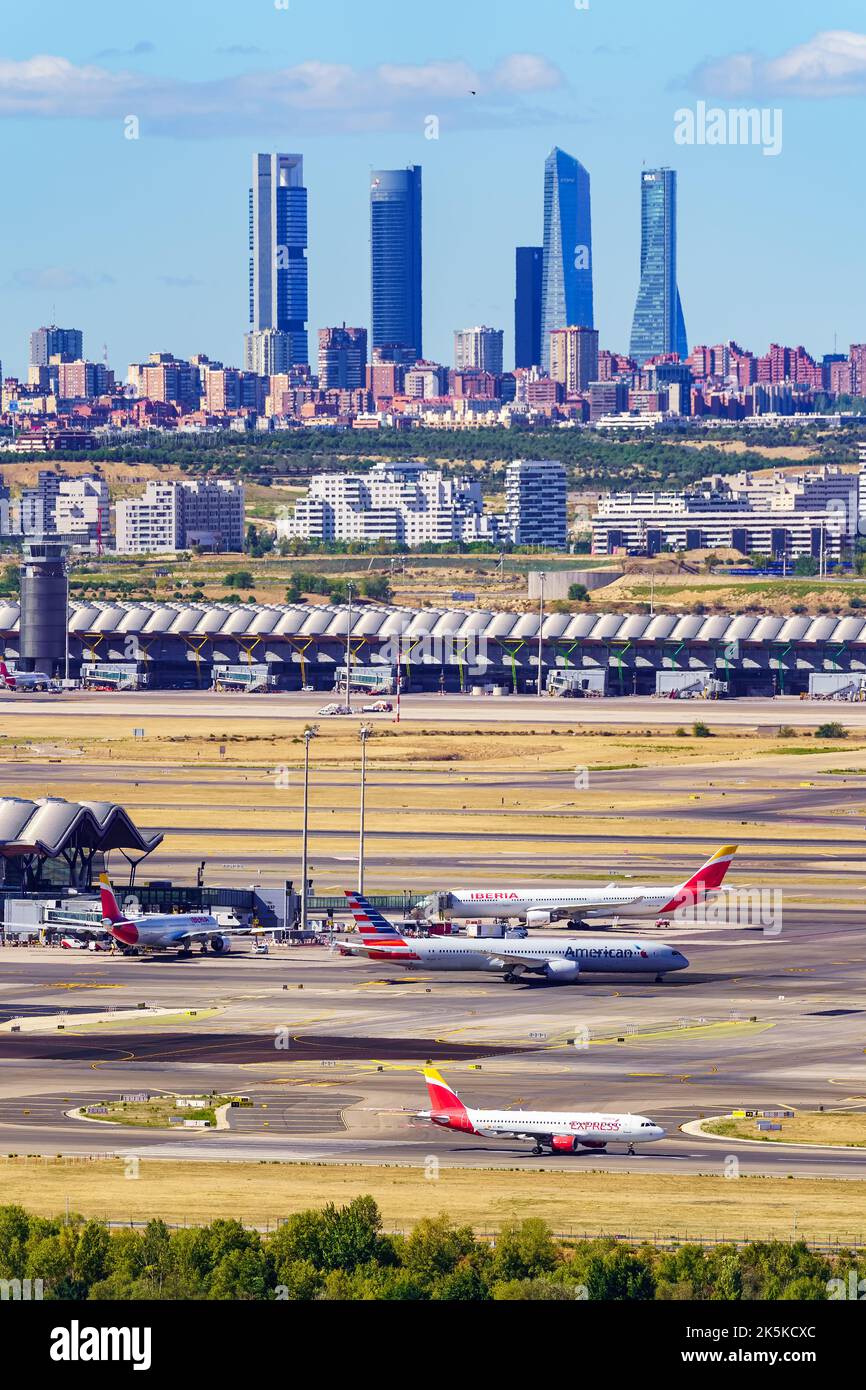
[
  {"x1": 536, "y1": 570, "x2": 545, "y2": 698},
  {"x1": 300, "y1": 725, "x2": 318, "y2": 932},
  {"x1": 345, "y1": 582, "x2": 354, "y2": 713},
  {"x1": 358, "y1": 723, "x2": 371, "y2": 893}
]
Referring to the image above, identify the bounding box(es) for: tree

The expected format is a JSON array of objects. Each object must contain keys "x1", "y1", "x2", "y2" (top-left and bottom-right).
[
  {"x1": 568, "y1": 583, "x2": 590, "y2": 602},
  {"x1": 792, "y1": 556, "x2": 818, "y2": 577},
  {"x1": 491, "y1": 1219, "x2": 558, "y2": 1282},
  {"x1": 401, "y1": 1216, "x2": 477, "y2": 1286},
  {"x1": 222, "y1": 569, "x2": 255, "y2": 589}
]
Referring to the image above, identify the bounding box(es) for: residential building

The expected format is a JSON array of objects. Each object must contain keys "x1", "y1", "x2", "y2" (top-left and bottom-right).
[
  {"x1": 504, "y1": 458, "x2": 567, "y2": 548},
  {"x1": 453, "y1": 326, "x2": 504, "y2": 375},
  {"x1": 30, "y1": 326, "x2": 83, "y2": 366},
  {"x1": 549, "y1": 325, "x2": 599, "y2": 394},
  {"x1": 318, "y1": 326, "x2": 368, "y2": 390},
  {"x1": 116, "y1": 479, "x2": 244, "y2": 553}
]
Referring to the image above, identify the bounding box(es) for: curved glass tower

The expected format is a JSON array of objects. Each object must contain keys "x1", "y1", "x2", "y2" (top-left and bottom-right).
[
  {"x1": 629, "y1": 167, "x2": 688, "y2": 365},
  {"x1": 370, "y1": 167, "x2": 423, "y2": 360},
  {"x1": 540, "y1": 148, "x2": 593, "y2": 373}
]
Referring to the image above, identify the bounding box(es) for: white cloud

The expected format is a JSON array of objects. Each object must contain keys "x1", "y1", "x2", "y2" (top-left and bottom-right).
[
  {"x1": 691, "y1": 29, "x2": 866, "y2": 98},
  {"x1": 9, "y1": 267, "x2": 114, "y2": 291},
  {"x1": 0, "y1": 52, "x2": 566, "y2": 135}
]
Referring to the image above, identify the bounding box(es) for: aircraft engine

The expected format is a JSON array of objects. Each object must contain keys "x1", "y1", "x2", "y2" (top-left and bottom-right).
[
  {"x1": 525, "y1": 909, "x2": 554, "y2": 927},
  {"x1": 550, "y1": 1134, "x2": 580, "y2": 1153},
  {"x1": 209, "y1": 934, "x2": 232, "y2": 955},
  {"x1": 579, "y1": 1140, "x2": 608, "y2": 1150},
  {"x1": 543, "y1": 958, "x2": 580, "y2": 983}
]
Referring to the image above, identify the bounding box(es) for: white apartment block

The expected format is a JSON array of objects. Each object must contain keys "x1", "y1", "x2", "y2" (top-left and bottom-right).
[
  {"x1": 55, "y1": 477, "x2": 110, "y2": 545},
  {"x1": 592, "y1": 461, "x2": 866, "y2": 560},
  {"x1": 116, "y1": 479, "x2": 244, "y2": 554},
  {"x1": 277, "y1": 461, "x2": 496, "y2": 546},
  {"x1": 504, "y1": 458, "x2": 567, "y2": 549}
]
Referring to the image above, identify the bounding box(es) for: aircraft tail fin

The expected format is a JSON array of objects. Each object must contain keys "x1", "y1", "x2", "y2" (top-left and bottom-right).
[
  {"x1": 343, "y1": 890, "x2": 407, "y2": 944},
  {"x1": 660, "y1": 844, "x2": 738, "y2": 914},
  {"x1": 98, "y1": 872, "x2": 127, "y2": 925},
  {"x1": 422, "y1": 1067, "x2": 469, "y2": 1121}
]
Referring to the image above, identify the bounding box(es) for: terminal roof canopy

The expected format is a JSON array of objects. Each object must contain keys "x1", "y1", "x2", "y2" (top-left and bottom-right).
[{"x1": 0, "y1": 798, "x2": 162, "y2": 858}]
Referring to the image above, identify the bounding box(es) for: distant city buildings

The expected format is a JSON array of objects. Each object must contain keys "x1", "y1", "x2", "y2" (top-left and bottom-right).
[
  {"x1": 505, "y1": 458, "x2": 567, "y2": 549},
  {"x1": 629, "y1": 168, "x2": 688, "y2": 365},
  {"x1": 514, "y1": 247, "x2": 543, "y2": 370},
  {"x1": 540, "y1": 149, "x2": 593, "y2": 373},
  {"x1": 370, "y1": 167, "x2": 423, "y2": 361},
  {"x1": 115, "y1": 479, "x2": 244, "y2": 554}
]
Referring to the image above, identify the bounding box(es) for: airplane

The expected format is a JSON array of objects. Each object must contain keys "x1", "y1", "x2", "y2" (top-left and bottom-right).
[
  {"x1": 55, "y1": 875, "x2": 257, "y2": 957},
  {"x1": 422, "y1": 844, "x2": 739, "y2": 928},
  {"x1": 339, "y1": 892, "x2": 689, "y2": 983},
  {"x1": 417, "y1": 1067, "x2": 665, "y2": 1156},
  {"x1": 0, "y1": 661, "x2": 53, "y2": 691}
]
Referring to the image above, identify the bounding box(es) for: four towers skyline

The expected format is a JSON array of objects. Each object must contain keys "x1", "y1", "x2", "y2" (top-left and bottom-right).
[{"x1": 244, "y1": 150, "x2": 687, "y2": 373}]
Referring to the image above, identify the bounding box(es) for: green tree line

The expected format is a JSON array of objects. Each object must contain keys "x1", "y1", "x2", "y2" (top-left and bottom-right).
[{"x1": 0, "y1": 1200, "x2": 860, "y2": 1301}]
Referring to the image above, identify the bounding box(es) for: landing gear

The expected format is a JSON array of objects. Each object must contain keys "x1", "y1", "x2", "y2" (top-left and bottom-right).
[
  {"x1": 566, "y1": 918, "x2": 590, "y2": 931},
  {"x1": 655, "y1": 972, "x2": 666, "y2": 983},
  {"x1": 531, "y1": 1145, "x2": 543, "y2": 1155},
  {"x1": 503, "y1": 972, "x2": 515, "y2": 984},
  {"x1": 627, "y1": 1144, "x2": 636, "y2": 1155}
]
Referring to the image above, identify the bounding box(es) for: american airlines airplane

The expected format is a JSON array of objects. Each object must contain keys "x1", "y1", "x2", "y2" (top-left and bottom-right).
[
  {"x1": 59, "y1": 876, "x2": 253, "y2": 957},
  {"x1": 418, "y1": 1068, "x2": 665, "y2": 1155},
  {"x1": 423, "y1": 845, "x2": 738, "y2": 928},
  {"x1": 340, "y1": 892, "x2": 689, "y2": 983}
]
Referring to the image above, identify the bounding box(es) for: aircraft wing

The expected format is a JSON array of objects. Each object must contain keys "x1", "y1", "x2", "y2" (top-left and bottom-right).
[{"x1": 480, "y1": 947, "x2": 557, "y2": 974}]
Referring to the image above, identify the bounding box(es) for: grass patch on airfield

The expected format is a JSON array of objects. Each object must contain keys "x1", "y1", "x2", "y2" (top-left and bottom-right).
[
  {"x1": 0, "y1": 1158, "x2": 865, "y2": 1242},
  {"x1": 78, "y1": 1093, "x2": 235, "y2": 1129},
  {"x1": 704, "y1": 1112, "x2": 866, "y2": 1148}
]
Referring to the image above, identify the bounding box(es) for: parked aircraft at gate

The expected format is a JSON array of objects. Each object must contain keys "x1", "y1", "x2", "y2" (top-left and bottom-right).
[{"x1": 423, "y1": 845, "x2": 738, "y2": 927}]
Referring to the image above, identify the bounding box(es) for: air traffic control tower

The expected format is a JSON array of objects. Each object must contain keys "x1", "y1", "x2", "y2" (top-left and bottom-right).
[{"x1": 19, "y1": 537, "x2": 68, "y2": 675}]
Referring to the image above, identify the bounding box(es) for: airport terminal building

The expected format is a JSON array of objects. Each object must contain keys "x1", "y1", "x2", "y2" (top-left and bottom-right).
[{"x1": 4, "y1": 598, "x2": 866, "y2": 696}]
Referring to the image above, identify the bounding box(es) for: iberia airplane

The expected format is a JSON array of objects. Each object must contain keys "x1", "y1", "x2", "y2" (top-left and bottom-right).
[
  {"x1": 424, "y1": 845, "x2": 739, "y2": 928},
  {"x1": 417, "y1": 1068, "x2": 665, "y2": 1155}
]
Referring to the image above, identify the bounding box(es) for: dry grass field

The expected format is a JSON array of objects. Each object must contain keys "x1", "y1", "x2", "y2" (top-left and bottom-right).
[
  {"x1": 705, "y1": 1113, "x2": 866, "y2": 1148},
  {"x1": 0, "y1": 1158, "x2": 863, "y2": 1242}
]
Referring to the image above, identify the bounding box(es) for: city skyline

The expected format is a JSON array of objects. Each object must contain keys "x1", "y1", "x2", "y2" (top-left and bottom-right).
[{"x1": 1, "y1": 0, "x2": 865, "y2": 376}]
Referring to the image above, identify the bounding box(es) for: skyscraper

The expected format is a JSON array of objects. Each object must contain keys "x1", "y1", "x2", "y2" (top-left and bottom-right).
[
  {"x1": 549, "y1": 326, "x2": 599, "y2": 393},
  {"x1": 318, "y1": 326, "x2": 368, "y2": 391},
  {"x1": 370, "y1": 167, "x2": 422, "y2": 360},
  {"x1": 246, "y1": 152, "x2": 308, "y2": 369},
  {"x1": 629, "y1": 168, "x2": 688, "y2": 366},
  {"x1": 540, "y1": 149, "x2": 593, "y2": 373},
  {"x1": 514, "y1": 247, "x2": 543, "y2": 369}
]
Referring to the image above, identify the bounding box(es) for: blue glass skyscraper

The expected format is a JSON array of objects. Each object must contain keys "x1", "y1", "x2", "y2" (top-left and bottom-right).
[
  {"x1": 540, "y1": 148, "x2": 593, "y2": 373},
  {"x1": 629, "y1": 168, "x2": 688, "y2": 365},
  {"x1": 514, "y1": 246, "x2": 543, "y2": 369},
  {"x1": 370, "y1": 166, "x2": 422, "y2": 359},
  {"x1": 247, "y1": 152, "x2": 309, "y2": 366}
]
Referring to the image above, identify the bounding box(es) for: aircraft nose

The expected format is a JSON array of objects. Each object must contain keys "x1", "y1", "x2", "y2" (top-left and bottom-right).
[{"x1": 672, "y1": 950, "x2": 689, "y2": 969}]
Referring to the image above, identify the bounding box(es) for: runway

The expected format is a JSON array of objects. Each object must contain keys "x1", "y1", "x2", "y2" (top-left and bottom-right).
[{"x1": 6, "y1": 689, "x2": 866, "y2": 729}]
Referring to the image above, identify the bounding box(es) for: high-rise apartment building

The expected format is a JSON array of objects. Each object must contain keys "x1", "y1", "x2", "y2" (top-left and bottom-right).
[
  {"x1": 453, "y1": 326, "x2": 504, "y2": 375},
  {"x1": 504, "y1": 458, "x2": 567, "y2": 548},
  {"x1": 370, "y1": 167, "x2": 422, "y2": 359},
  {"x1": 246, "y1": 152, "x2": 308, "y2": 369},
  {"x1": 629, "y1": 168, "x2": 688, "y2": 365},
  {"x1": 30, "y1": 326, "x2": 83, "y2": 366},
  {"x1": 514, "y1": 246, "x2": 543, "y2": 369},
  {"x1": 318, "y1": 326, "x2": 368, "y2": 390},
  {"x1": 116, "y1": 480, "x2": 244, "y2": 553},
  {"x1": 540, "y1": 150, "x2": 593, "y2": 373},
  {"x1": 549, "y1": 325, "x2": 599, "y2": 394}
]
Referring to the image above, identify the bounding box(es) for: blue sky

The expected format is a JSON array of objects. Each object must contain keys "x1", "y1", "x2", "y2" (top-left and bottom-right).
[{"x1": 1, "y1": 0, "x2": 865, "y2": 378}]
